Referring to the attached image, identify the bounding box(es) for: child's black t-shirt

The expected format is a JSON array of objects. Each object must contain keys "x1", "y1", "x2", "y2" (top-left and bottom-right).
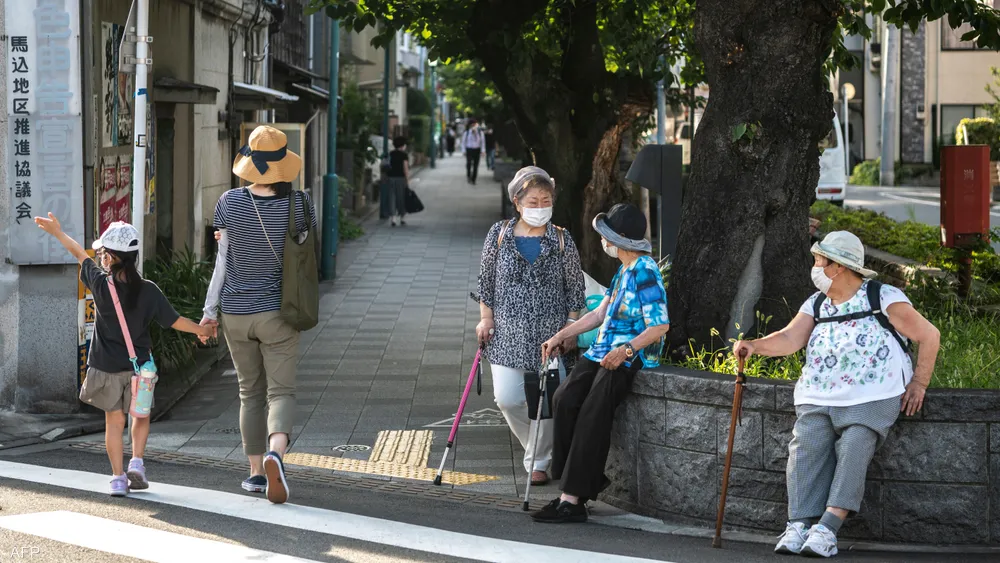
[{"x1": 81, "y1": 258, "x2": 180, "y2": 373}]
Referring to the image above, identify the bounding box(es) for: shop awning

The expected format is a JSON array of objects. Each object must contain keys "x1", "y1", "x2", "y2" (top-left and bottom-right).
[
  {"x1": 291, "y1": 83, "x2": 328, "y2": 102},
  {"x1": 275, "y1": 60, "x2": 328, "y2": 82},
  {"x1": 153, "y1": 77, "x2": 219, "y2": 105},
  {"x1": 233, "y1": 82, "x2": 299, "y2": 110}
]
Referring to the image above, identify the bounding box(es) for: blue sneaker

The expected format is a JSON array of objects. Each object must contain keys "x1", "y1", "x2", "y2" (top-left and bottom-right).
[
  {"x1": 263, "y1": 451, "x2": 289, "y2": 504},
  {"x1": 241, "y1": 474, "x2": 266, "y2": 493}
]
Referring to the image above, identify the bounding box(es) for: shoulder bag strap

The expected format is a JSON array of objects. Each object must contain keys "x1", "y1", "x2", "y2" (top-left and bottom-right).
[
  {"x1": 247, "y1": 188, "x2": 280, "y2": 265},
  {"x1": 107, "y1": 278, "x2": 140, "y2": 372},
  {"x1": 866, "y1": 280, "x2": 912, "y2": 352},
  {"x1": 812, "y1": 293, "x2": 825, "y2": 322},
  {"x1": 554, "y1": 226, "x2": 565, "y2": 253},
  {"x1": 496, "y1": 219, "x2": 514, "y2": 247}
]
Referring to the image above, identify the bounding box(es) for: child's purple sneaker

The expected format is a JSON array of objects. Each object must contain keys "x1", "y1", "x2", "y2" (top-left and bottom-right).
[
  {"x1": 127, "y1": 458, "x2": 148, "y2": 490},
  {"x1": 110, "y1": 474, "x2": 129, "y2": 497}
]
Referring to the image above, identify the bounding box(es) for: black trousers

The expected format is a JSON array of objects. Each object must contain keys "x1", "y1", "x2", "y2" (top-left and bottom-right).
[
  {"x1": 465, "y1": 148, "x2": 482, "y2": 181},
  {"x1": 550, "y1": 356, "x2": 640, "y2": 500}
]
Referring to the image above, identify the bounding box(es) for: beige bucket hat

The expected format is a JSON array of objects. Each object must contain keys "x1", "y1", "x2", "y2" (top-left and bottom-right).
[{"x1": 232, "y1": 125, "x2": 302, "y2": 184}]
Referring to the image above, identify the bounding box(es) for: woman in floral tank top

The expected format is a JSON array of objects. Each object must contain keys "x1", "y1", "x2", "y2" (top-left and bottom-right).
[{"x1": 733, "y1": 231, "x2": 940, "y2": 558}]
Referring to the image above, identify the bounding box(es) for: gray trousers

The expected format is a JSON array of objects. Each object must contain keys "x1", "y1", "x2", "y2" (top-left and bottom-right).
[{"x1": 787, "y1": 396, "x2": 901, "y2": 519}]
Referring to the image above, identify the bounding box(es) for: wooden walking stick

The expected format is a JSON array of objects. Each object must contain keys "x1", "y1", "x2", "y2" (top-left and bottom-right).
[{"x1": 713, "y1": 348, "x2": 749, "y2": 549}]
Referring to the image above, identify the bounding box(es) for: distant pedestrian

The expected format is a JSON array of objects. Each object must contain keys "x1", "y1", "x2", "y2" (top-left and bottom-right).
[
  {"x1": 478, "y1": 166, "x2": 586, "y2": 487},
  {"x1": 534, "y1": 203, "x2": 670, "y2": 524},
  {"x1": 484, "y1": 126, "x2": 496, "y2": 171},
  {"x1": 33, "y1": 216, "x2": 212, "y2": 497},
  {"x1": 386, "y1": 136, "x2": 411, "y2": 227},
  {"x1": 200, "y1": 125, "x2": 318, "y2": 504},
  {"x1": 733, "y1": 231, "x2": 940, "y2": 558},
  {"x1": 446, "y1": 127, "x2": 456, "y2": 156},
  {"x1": 462, "y1": 119, "x2": 485, "y2": 184}
]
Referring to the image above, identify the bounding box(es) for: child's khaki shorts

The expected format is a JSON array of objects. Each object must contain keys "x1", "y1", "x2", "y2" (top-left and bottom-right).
[{"x1": 80, "y1": 368, "x2": 133, "y2": 413}]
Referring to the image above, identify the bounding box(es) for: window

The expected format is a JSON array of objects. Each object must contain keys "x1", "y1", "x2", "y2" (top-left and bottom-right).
[
  {"x1": 941, "y1": 1, "x2": 1000, "y2": 49},
  {"x1": 941, "y1": 105, "x2": 991, "y2": 144},
  {"x1": 819, "y1": 127, "x2": 839, "y2": 150}
]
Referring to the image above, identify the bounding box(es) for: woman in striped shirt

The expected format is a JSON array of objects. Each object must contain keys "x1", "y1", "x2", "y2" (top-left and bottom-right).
[{"x1": 201, "y1": 126, "x2": 317, "y2": 504}]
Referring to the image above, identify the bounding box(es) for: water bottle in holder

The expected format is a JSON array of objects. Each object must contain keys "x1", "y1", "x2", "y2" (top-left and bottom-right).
[{"x1": 130, "y1": 357, "x2": 158, "y2": 418}]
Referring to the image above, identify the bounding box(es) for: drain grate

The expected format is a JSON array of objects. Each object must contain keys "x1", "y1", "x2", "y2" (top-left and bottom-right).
[
  {"x1": 66, "y1": 441, "x2": 547, "y2": 512},
  {"x1": 333, "y1": 444, "x2": 371, "y2": 452},
  {"x1": 214, "y1": 428, "x2": 241, "y2": 434}
]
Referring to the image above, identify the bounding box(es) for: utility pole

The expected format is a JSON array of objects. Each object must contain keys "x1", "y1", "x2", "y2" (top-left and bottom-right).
[
  {"x1": 321, "y1": 20, "x2": 340, "y2": 280},
  {"x1": 429, "y1": 61, "x2": 437, "y2": 169},
  {"x1": 382, "y1": 36, "x2": 391, "y2": 159},
  {"x1": 123, "y1": 0, "x2": 151, "y2": 271},
  {"x1": 880, "y1": 24, "x2": 899, "y2": 187}
]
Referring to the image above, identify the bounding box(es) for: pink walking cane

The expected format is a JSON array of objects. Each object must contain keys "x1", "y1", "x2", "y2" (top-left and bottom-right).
[{"x1": 433, "y1": 337, "x2": 490, "y2": 486}]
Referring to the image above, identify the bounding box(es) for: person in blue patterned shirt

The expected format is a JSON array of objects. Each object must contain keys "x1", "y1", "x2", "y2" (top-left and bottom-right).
[{"x1": 532, "y1": 203, "x2": 670, "y2": 524}]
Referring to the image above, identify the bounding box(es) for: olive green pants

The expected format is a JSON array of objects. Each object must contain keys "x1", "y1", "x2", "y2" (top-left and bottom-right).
[{"x1": 222, "y1": 311, "x2": 300, "y2": 456}]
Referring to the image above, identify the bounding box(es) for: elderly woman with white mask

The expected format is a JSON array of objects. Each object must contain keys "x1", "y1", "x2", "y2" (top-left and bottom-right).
[
  {"x1": 734, "y1": 231, "x2": 940, "y2": 558},
  {"x1": 477, "y1": 166, "x2": 586, "y2": 486}
]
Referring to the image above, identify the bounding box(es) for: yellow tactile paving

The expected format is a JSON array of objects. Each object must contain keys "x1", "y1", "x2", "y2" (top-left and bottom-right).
[
  {"x1": 369, "y1": 430, "x2": 432, "y2": 466},
  {"x1": 282, "y1": 452, "x2": 497, "y2": 485}
]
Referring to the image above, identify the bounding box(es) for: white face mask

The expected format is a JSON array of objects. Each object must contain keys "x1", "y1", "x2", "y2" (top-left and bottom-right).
[
  {"x1": 811, "y1": 266, "x2": 836, "y2": 294},
  {"x1": 521, "y1": 206, "x2": 552, "y2": 227},
  {"x1": 602, "y1": 239, "x2": 619, "y2": 258}
]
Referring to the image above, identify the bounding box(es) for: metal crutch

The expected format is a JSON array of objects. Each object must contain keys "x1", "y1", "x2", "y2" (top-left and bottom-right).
[{"x1": 522, "y1": 363, "x2": 549, "y2": 511}]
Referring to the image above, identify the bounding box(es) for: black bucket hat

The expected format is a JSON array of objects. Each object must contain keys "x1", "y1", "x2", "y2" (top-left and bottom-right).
[{"x1": 592, "y1": 203, "x2": 652, "y2": 253}]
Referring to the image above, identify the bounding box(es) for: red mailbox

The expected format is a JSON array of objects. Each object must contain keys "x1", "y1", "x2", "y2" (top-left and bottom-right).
[{"x1": 941, "y1": 145, "x2": 991, "y2": 248}]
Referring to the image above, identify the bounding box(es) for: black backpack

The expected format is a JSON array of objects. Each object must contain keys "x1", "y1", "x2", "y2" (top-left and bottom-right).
[{"x1": 811, "y1": 280, "x2": 911, "y2": 353}]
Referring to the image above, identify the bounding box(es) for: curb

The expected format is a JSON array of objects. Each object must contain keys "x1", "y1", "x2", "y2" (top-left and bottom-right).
[
  {"x1": 0, "y1": 419, "x2": 106, "y2": 451},
  {"x1": 151, "y1": 342, "x2": 228, "y2": 423},
  {"x1": 588, "y1": 510, "x2": 1000, "y2": 555}
]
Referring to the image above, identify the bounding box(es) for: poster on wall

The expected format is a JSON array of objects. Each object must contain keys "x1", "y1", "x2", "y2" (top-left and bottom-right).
[
  {"x1": 5, "y1": 0, "x2": 86, "y2": 264},
  {"x1": 117, "y1": 56, "x2": 134, "y2": 146},
  {"x1": 101, "y1": 22, "x2": 116, "y2": 147},
  {"x1": 98, "y1": 157, "x2": 117, "y2": 234},
  {"x1": 116, "y1": 156, "x2": 132, "y2": 224},
  {"x1": 77, "y1": 249, "x2": 96, "y2": 390}
]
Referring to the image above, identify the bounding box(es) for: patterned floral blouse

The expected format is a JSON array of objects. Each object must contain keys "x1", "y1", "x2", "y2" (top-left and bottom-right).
[
  {"x1": 479, "y1": 220, "x2": 587, "y2": 372},
  {"x1": 795, "y1": 281, "x2": 913, "y2": 407}
]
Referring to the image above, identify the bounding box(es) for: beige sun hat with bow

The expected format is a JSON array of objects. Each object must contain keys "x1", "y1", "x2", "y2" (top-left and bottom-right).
[{"x1": 232, "y1": 125, "x2": 302, "y2": 184}]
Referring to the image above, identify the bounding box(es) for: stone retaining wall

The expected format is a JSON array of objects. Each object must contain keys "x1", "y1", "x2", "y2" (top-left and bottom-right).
[{"x1": 603, "y1": 366, "x2": 1000, "y2": 545}]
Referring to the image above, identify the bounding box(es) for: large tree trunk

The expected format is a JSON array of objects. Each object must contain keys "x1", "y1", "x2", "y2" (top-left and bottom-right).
[{"x1": 667, "y1": 0, "x2": 840, "y2": 352}]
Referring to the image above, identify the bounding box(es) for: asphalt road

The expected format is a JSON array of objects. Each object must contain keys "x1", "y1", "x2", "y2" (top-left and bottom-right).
[
  {"x1": 846, "y1": 185, "x2": 1000, "y2": 248},
  {"x1": 1, "y1": 443, "x2": 995, "y2": 563}
]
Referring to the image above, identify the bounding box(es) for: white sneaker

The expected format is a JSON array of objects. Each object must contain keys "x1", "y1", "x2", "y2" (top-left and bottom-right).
[
  {"x1": 774, "y1": 521, "x2": 809, "y2": 555},
  {"x1": 801, "y1": 524, "x2": 839, "y2": 558}
]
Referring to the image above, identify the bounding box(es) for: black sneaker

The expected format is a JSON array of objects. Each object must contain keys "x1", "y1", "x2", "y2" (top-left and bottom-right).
[
  {"x1": 263, "y1": 451, "x2": 290, "y2": 504},
  {"x1": 531, "y1": 500, "x2": 587, "y2": 524},
  {"x1": 241, "y1": 474, "x2": 266, "y2": 493}
]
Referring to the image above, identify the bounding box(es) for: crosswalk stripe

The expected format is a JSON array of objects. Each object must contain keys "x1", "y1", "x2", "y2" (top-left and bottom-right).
[
  {"x1": 0, "y1": 510, "x2": 319, "y2": 562},
  {"x1": 0, "y1": 460, "x2": 673, "y2": 563}
]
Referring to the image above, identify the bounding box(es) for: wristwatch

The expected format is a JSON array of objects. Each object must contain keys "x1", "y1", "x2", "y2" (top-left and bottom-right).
[{"x1": 624, "y1": 343, "x2": 635, "y2": 358}]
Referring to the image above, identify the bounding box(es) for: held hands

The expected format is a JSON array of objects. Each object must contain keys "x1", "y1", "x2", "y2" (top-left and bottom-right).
[
  {"x1": 900, "y1": 382, "x2": 926, "y2": 416},
  {"x1": 33, "y1": 213, "x2": 64, "y2": 236},
  {"x1": 198, "y1": 317, "x2": 219, "y2": 344},
  {"x1": 214, "y1": 230, "x2": 222, "y2": 242}
]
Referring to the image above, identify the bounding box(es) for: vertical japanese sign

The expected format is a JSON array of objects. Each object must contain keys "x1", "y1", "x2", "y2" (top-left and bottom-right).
[
  {"x1": 77, "y1": 249, "x2": 95, "y2": 389},
  {"x1": 5, "y1": 0, "x2": 85, "y2": 265}
]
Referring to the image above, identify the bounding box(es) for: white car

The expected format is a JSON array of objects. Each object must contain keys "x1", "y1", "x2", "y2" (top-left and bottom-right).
[{"x1": 816, "y1": 113, "x2": 847, "y2": 206}]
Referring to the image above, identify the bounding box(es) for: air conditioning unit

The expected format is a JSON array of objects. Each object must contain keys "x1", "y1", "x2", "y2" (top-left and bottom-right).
[{"x1": 869, "y1": 42, "x2": 882, "y2": 73}]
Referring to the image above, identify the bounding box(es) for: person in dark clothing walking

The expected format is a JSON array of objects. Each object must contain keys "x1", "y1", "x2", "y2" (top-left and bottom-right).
[
  {"x1": 533, "y1": 203, "x2": 670, "y2": 524},
  {"x1": 484, "y1": 126, "x2": 496, "y2": 170},
  {"x1": 463, "y1": 119, "x2": 485, "y2": 184},
  {"x1": 386, "y1": 137, "x2": 410, "y2": 227},
  {"x1": 446, "y1": 127, "x2": 456, "y2": 156}
]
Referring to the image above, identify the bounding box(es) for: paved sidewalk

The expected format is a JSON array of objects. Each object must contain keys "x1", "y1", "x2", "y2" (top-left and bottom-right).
[{"x1": 95, "y1": 155, "x2": 548, "y2": 496}]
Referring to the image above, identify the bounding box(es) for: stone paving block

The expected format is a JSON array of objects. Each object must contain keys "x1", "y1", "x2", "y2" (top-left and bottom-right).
[
  {"x1": 873, "y1": 421, "x2": 987, "y2": 482},
  {"x1": 663, "y1": 401, "x2": 718, "y2": 454},
  {"x1": 717, "y1": 411, "x2": 763, "y2": 469},
  {"x1": 884, "y1": 483, "x2": 988, "y2": 544}
]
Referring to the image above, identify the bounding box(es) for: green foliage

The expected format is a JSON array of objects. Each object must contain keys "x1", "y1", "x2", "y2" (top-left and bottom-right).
[
  {"x1": 408, "y1": 115, "x2": 430, "y2": 155},
  {"x1": 406, "y1": 88, "x2": 432, "y2": 117},
  {"x1": 731, "y1": 122, "x2": 761, "y2": 143},
  {"x1": 850, "y1": 158, "x2": 881, "y2": 185},
  {"x1": 832, "y1": 1, "x2": 1000, "y2": 75},
  {"x1": 438, "y1": 60, "x2": 507, "y2": 124},
  {"x1": 339, "y1": 205, "x2": 364, "y2": 241},
  {"x1": 338, "y1": 80, "x2": 382, "y2": 186},
  {"x1": 955, "y1": 117, "x2": 1000, "y2": 160},
  {"x1": 984, "y1": 67, "x2": 1000, "y2": 123},
  {"x1": 143, "y1": 249, "x2": 212, "y2": 371}
]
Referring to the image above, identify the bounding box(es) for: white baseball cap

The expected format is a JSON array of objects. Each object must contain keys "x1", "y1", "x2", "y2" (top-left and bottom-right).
[{"x1": 93, "y1": 222, "x2": 140, "y2": 253}]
